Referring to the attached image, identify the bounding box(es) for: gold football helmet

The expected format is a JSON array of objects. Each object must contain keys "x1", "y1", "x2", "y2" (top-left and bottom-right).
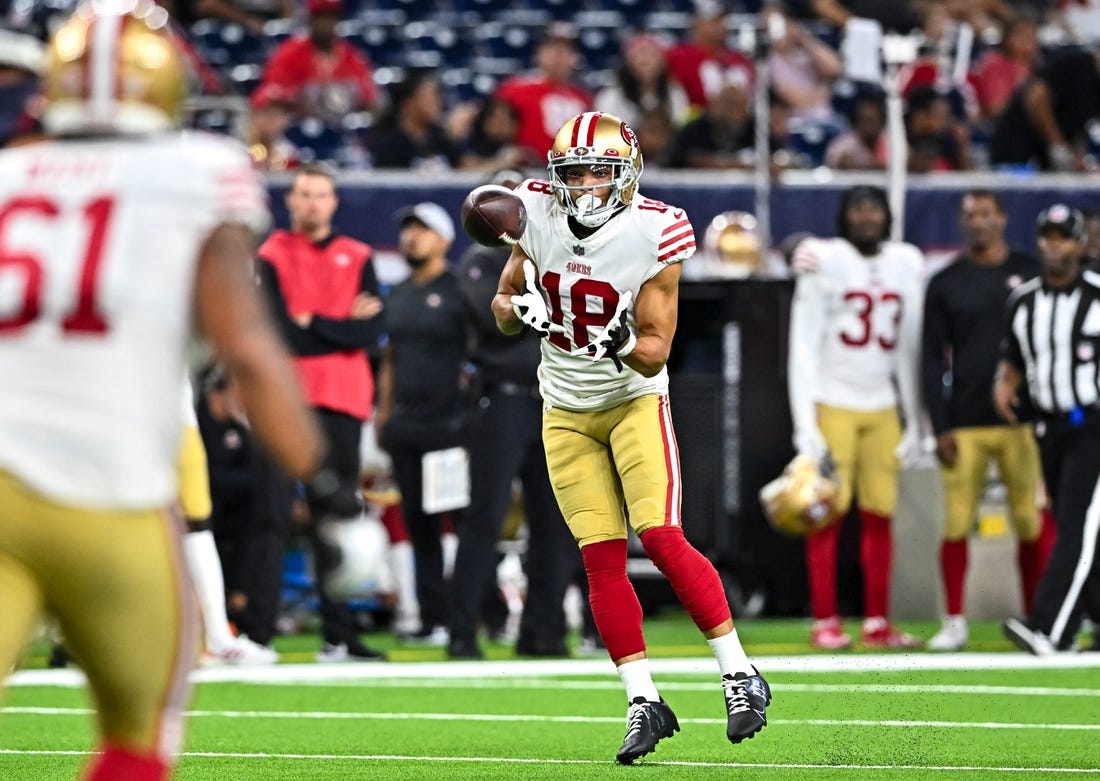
[
  {"x1": 547, "y1": 111, "x2": 643, "y2": 228},
  {"x1": 758, "y1": 453, "x2": 840, "y2": 537},
  {"x1": 704, "y1": 211, "x2": 762, "y2": 277},
  {"x1": 42, "y1": 0, "x2": 187, "y2": 135}
]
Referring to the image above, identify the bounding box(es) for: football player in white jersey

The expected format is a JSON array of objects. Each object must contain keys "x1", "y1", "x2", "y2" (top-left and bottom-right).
[
  {"x1": 492, "y1": 111, "x2": 769, "y2": 764},
  {"x1": 787, "y1": 185, "x2": 925, "y2": 651},
  {"x1": 0, "y1": 5, "x2": 356, "y2": 780}
]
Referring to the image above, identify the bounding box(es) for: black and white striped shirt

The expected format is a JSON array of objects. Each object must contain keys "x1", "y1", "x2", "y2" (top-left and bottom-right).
[{"x1": 1003, "y1": 270, "x2": 1100, "y2": 417}]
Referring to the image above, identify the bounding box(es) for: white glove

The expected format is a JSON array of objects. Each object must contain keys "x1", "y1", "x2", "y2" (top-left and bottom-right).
[
  {"x1": 895, "y1": 428, "x2": 923, "y2": 469},
  {"x1": 573, "y1": 291, "x2": 635, "y2": 372},
  {"x1": 510, "y1": 259, "x2": 564, "y2": 336},
  {"x1": 318, "y1": 511, "x2": 391, "y2": 599},
  {"x1": 791, "y1": 238, "x2": 823, "y2": 274},
  {"x1": 794, "y1": 427, "x2": 828, "y2": 462}
]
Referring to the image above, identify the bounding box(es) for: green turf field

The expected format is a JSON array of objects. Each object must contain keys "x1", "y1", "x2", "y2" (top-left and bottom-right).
[{"x1": 3, "y1": 616, "x2": 1099, "y2": 780}]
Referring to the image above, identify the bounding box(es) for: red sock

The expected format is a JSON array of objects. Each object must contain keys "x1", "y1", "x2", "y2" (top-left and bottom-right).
[
  {"x1": 940, "y1": 539, "x2": 968, "y2": 616},
  {"x1": 380, "y1": 504, "x2": 409, "y2": 543},
  {"x1": 84, "y1": 746, "x2": 168, "y2": 781},
  {"x1": 582, "y1": 539, "x2": 645, "y2": 661},
  {"x1": 639, "y1": 526, "x2": 731, "y2": 632},
  {"x1": 805, "y1": 518, "x2": 842, "y2": 620},
  {"x1": 859, "y1": 510, "x2": 892, "y2": 619}
]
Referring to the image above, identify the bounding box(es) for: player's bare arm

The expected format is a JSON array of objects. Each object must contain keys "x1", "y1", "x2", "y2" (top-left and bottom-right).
[
  {"x1": 623, "y1": 262, "x2": 681, "y2": 378},
  {"x1": 992, "y1": 359, "x2": 1023, "y2": 425},
  {"x1": 195, "y1": 223, "x2": 325, "y2": 480},
  {"x1": 492, "y1": 245, "x2": 530, "y2": 335},
  {"x1": 375, "y1": 343, "x2": 394, "y2": 430}
]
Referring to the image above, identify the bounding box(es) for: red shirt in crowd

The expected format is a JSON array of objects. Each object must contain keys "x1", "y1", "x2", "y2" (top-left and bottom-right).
[
  {"x1": 971, "y1": 51, "x2": 1032, "y2": 117},
  {"x1": 495, "y1": 76, "x2": 592, "y2": 159},
  {"x1": 259, "y1": 36, "x2": 378, "y2": 118},
  {"x1": 665, "y1": 44, "x2": 754, "y2": 112}
]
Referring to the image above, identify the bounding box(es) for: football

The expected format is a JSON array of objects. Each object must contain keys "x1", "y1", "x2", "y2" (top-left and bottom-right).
[{"x1": 461, "y1": 184, "x2": 527, "y2": 247}]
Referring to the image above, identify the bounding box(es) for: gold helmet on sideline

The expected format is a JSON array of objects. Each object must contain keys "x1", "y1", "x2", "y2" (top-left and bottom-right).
[
  {"x1": 758, "y1": 453, "x2": 839, "y2": 537},
  {"x1": 547, "y1": 111, "x2": 643, "y2": 228},
  {"x1": 704, "y1": 211, "x2": 762, "y2": 277},
  {"x1": 42, "y1": 0, "x2": 187, "y2": 135}
]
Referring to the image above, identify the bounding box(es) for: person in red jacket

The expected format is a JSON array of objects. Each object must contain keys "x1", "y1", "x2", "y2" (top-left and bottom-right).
[
  {"x1": 256, "y1": 0, "x2": 378, "y2": 124},
  {"x1": 256, "y1": 163, "x2": 386, "y2": 662}
]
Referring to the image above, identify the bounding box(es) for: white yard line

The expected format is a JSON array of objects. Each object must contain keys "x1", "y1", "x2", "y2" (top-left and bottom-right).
[
  {"x1": 4, "y1": 706, "x2": 1098, "y2": 732},
  {"x1": 0, "y1": 748, "x2": 1097, "y2": 774},
  {"x1": 8, "y1": 652, "x2": 1100, "y2": 689}
]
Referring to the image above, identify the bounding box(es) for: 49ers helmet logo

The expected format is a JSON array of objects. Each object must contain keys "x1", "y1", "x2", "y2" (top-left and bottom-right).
[{"x1": 620, "y1": 123, "x2": 638, "y2": 149}]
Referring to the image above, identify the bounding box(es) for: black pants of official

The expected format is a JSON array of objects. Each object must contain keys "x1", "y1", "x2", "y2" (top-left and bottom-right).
[
  {"x1": 1029, "y1": 416, "x2": 1100, "y2": 647},
  {"x1": 450, "y1": 390, "x2": 578, "y2": 649},
  {"x1": 305, "y1": 407, "x2": 366, "y2": 647},
  {"x1": 379, "y1": 411, "x2": 465, "y2": 632}
]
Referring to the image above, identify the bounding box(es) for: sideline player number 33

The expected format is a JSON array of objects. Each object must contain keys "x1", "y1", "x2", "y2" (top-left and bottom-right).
[{"x1": 503, "y1": 116, "x2": 696, "y2": 385}]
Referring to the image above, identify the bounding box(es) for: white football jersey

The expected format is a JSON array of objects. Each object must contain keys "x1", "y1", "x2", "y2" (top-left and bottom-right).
[
  {"x1": 514, "y1": 179, "x2": 695, "y2": 411},
  {"x1": 0, "y1": 133, "x2": 268, "y2": 509},
  {"x1": 788, "y1": 237, "x2": 924, "y2": 413}
]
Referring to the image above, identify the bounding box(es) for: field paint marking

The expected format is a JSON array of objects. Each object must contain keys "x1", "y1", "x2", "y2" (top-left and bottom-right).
[
  {"x1": 9, "y1": 652, "x2": 1100, "y2": 688},
  {"x1": 0, "y1": 748, "x2": 1097, "y2": 773},
  {"x1": 251, "y1": 678, "x2": 1100, "y2": 698},
  {"x1": 5, "y1": 706, "x2": 1099, "y2": 732}
]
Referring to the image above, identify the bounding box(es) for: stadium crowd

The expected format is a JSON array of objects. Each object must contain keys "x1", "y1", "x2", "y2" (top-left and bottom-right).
[{"x1": 4, "y1": 0, "x2": 1100, "y2": 173}]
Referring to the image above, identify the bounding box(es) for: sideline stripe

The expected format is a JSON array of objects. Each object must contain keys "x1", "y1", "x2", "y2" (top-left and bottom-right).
[
  {"x1": 10, "y1": 652, "x2": 1100, "y2": 688},
  {"x1": 4, "y1": 706, "x2": 1098, "y2": 732},
  {"x1": 0, "y1": 748, "x2": 1096, "y2": 773}
]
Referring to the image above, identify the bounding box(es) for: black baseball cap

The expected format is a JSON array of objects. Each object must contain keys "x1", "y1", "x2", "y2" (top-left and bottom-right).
[{"x1": 1037, "y1": 203, "x2": 1086, "y2": 241}]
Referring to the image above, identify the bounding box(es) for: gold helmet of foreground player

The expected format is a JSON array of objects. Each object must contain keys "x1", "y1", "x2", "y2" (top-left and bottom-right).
[
  {"x1": 758, "y1": 453, "x2": 840, "y2": 537},
  {"x1": 547, "y1": 111, "x2": 643, "y2": 228},
  {"x1": 42, "y1": 0, "x2": 187, "y2": 135}
]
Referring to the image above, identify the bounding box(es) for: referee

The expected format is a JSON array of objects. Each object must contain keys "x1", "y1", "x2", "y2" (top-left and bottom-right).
[{"x1": 995, "y1": 204, "x2": 1100, "y2": 655}]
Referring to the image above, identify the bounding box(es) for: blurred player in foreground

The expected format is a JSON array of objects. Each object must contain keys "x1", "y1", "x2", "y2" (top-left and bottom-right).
[
  {"x1": 0, "y1": 4, "x2": 355, "y2": 779},
  {"x1": 493, "y1": 111, "x2": 770, "y2": 765}
]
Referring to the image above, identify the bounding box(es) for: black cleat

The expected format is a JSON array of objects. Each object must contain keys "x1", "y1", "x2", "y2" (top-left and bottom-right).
[
  {"x1": 723, "y1": 667, "x2": 771, "y2": 744},
  {"x1": 615, "y1": 697, "x2": 679, "y2": 765}
]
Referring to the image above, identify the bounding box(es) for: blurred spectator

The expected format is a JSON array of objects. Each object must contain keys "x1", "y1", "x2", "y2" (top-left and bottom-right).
[
  {"x1": 495, "y1": 22, "x2": 592, "y2": 163},
  {"x1": 970, "y1": 16, "x2": 1040, "y2": 121},
  {"x1": 375, "y1": 203, "x2": 470, "y2": 645},
  {"x1": 634, "y1": 107, "x2": 678, "y2": 168},
  {"x1": 666, "y1": 0, "x2": 754, "y2": 114},
  {"x1": 256, "y1": 0, "x2": 378, "y2": 125},
  {"x1": 458, "y1": 98, "x2": 534, "y2": 171},
  {"x1": 824, "y1": 92, "x2": 889, "y2": 169},
  {"x1": 764, "y1": 7, "x2": 843, "y2": 121},
  {"x1": 665, "y1": 81, "x2": 755, "y2": 169},
  {"x1": 785, "y1": 0, "x2": 923, "y2": 33},
  {"x1": 990, "y1": 46, "x2": 1100, "y2": 171},
  {"x1": 905, "y1": 84, "x2": 972, "y2": 171},
  {"x1": 159, "y1": 0, "x2": 289, "y2": 34},
  {"x1": 594, "y1": 35, "x2": 690, "y2": 130},
  {"x1": 0, "y1": 25, "x2": 44, "y2": 148},
  {"x1": 370, "y1": 69, "x2": 461, "y2": 171},
  {"x1": 1060, "y1": 0, "x2": 1100, "y2": 44},
  {"x1": 246, "y1": 83, "x2": 300, "y2": 171}
]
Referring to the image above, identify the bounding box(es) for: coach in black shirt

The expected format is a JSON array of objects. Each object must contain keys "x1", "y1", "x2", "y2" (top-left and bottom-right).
[
  {"x1": 448, "y1": 175, "x2": 579, "y2": 659},
  {"x1": 376, "y1": 202, "x2": 470, "y2": 643},
  {"x1": 996, "y1": 205, "x2": 1100, "y2": 655}
]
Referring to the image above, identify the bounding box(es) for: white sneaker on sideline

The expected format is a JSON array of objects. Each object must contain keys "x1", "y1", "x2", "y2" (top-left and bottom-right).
[
  {"x1": 204, "y1": 635, "x2": 278, "y2": 666},
  {"x1": 928, "y1": 616, "x2": 968, "y2": 651},
  {"x1": 1003, "y1": 618, "x2": 1056, "y2": 656}
]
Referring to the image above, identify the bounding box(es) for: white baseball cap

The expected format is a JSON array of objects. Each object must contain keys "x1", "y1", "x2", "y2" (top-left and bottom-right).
[{"x1": 396, "y1": 202, "x2": 455, "y2": 244}]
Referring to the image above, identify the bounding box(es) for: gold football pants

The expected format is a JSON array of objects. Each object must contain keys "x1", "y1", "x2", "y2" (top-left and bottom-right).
[{"x1": 818, "y1": 404, "x2": 902, "y2": 518}]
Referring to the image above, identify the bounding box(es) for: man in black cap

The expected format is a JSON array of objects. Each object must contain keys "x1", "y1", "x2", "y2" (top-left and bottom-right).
[{"x1": 997, "y1": 204, "x2": 1100, "y2": 655}]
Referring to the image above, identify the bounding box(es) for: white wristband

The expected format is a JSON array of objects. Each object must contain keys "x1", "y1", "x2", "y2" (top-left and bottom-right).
[{"x1": 618, "y1": 331, "x2": 637, "y2": 357}]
